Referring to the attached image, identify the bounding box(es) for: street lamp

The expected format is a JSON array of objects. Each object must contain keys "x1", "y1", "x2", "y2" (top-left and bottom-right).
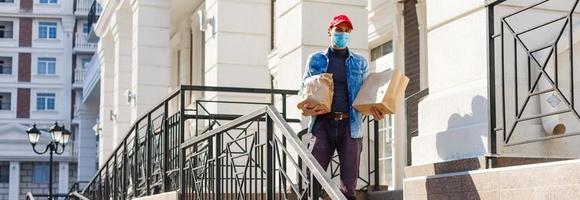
[{"x1": 27, "y1": 122, "x2": 70, "y2": 200}]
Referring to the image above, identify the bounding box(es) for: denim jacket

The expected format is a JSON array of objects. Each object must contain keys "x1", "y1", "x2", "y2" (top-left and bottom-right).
[{"x1": 299, "y1": 47, "x2": 369, "y2": 138}]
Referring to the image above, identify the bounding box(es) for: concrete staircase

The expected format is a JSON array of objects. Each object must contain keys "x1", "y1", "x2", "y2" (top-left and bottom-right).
[{"x1": 404, "y1": 156, "x2": 576, "y2": 199}]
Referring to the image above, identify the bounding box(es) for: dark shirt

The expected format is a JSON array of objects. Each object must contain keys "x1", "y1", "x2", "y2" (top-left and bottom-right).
[{"x1": 327, "y1": 47, "x2": 349, "y2": 113}]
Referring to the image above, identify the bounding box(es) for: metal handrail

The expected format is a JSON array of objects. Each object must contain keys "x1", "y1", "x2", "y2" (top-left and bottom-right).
[
  {"x1": 181, "y1": 105, "x2": 347, "y2": 200},
  {"x1": 81, "y1": 85, "x2": 299, "y2": 199},
  {"x1": 486, "y1": 0, "x2": 580, "y2": 151},
  {"x1": 25, "y1": 192, "x2": 34, "y2": 200}
]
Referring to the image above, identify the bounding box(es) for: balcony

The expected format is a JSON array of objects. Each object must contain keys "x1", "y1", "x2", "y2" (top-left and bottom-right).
[
  {"x1": 73, "y1": 67, "x2": 85, "y2": 88},
  {"x1": 74, "y1": 32, "x2": 97, "y2": 52},
  {"x1": 74, "y1": 0, "x2": 93, "y2": 15},
  {"x1": 82, "y1": 53, "x2": 100, "y2": 103}
]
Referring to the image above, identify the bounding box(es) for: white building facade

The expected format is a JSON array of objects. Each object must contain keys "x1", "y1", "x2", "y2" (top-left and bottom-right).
[
  {"x1": 90, "y1": 0, "x2": 420, "y2": 192},
  {"x1": 0, "y1": 0, "x2": 98, "y2": 199}
]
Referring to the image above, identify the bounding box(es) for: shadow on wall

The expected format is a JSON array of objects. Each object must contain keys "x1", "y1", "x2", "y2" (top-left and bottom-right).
[
  {"x1": 437, "y1": 95, "x2": 487, "y2": 161},
  {"x1": 424, "y1": 95, "x2": 488, "y2": 199}
]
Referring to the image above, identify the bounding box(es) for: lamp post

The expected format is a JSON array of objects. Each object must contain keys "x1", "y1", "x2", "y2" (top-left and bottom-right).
[{"x1": 27, "y1": 122, "x2": 71, "y2": 200}]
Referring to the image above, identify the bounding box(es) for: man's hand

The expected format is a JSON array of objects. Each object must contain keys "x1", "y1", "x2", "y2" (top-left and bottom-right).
[
  {"x1": 300, "y1": 103, "x2": 327, "y2": 116},
  {"x1": 370, "y1": 107, "x2": 385, "y2": 120}
]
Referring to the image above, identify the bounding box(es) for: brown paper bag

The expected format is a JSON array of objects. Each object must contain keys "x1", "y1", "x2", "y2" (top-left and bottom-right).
[
  {"x1": 297, "y1": 73, "x2": 334, "y2": 113},
  {"x1": 353, "y1": 69, "x2": 409, "y2": 115}
]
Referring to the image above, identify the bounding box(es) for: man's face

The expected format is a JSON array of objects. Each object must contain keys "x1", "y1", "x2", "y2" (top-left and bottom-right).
[{"x1": 328, "y1": 22, "x2": 352, "y2": 37}]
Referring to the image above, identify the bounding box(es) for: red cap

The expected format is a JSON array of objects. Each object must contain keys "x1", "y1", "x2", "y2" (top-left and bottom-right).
[{"x1": 329, "y1": 15, "x2": 353, "y2": 30}]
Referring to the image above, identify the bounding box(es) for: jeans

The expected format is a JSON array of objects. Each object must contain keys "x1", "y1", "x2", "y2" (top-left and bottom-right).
[{"x1": 308, "y1": 117, "x2": 363, "y2": 200}]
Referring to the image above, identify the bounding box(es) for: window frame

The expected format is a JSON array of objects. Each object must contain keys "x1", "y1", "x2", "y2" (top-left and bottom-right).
[
  {"x1": 37, "y1": 57, "x2": 57, "y2": 75},
  {"x1": 39, "y1": 0, "x2": 58, "y2": 4},
  {"x1": 0, "y1": 92, "x2": 11, "y2": 111},
  {"x1": 36, "y1": 92, "x2": 56, "y2": 111},
  {"x1": 0, "y1": 56, "x2": 12, "y2": 75},
  {"x1": 38, "y1": 22, "x2": 58, "y2": 40}
]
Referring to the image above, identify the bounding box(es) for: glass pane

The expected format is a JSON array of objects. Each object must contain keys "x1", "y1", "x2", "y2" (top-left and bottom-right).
[
  {"x1": 47, "y1": 63, "x2": 55, "y2": 74},
  {"x1": 37, "y1": 62, "x2": 46, "y2": 75},
  {"x1": 37, "y1": 97, "x2": 45, "y2": 110},
  {"x1": 39, "y1": 27, "x2": 47, "y2": 39},
  {"x1": 382, "y1": 41, "x2": 393, "y2": 55},
  {"x1": 49, "y1": 27, "x2": 57, "y2": 39},
  {"x1": 47, "y1": 98, "x2": 55, "y2": 110},
  {"x1": 370, "y1": 46, "x2": 382, "y2": 62}
]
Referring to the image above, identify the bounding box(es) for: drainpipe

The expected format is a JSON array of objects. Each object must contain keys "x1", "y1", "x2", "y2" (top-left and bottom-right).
[{"x1": 539, "y1": 77, "x2": 566, "y2": 135}]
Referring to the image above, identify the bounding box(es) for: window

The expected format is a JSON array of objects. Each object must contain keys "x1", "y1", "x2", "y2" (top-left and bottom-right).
[
  {"x1": 82, "y1": 23, "x2": 90, "y2": 34},
  {"x1": 33, "y1": 163, "x2": 49, "y2": 184},
  {"x1": 0, "y1": 56, "x2": 12, "y2": 75},
  {"x1": 0, "y1": 0, "x2": 15, "y2": 3},
  {"x1": 38, "y1": 22, "x2": 57, "y2": 39},
  {"x1": 0, "y1": 21, "x2": 14, "y2": 39},
  {"x1": 378, "y1": 114, "x2": 395, "y2": 186},
  {"x1": 39, "y1": 0, "x2": 57, "y2": 4},
  {"x1": 36, "y1": 93, "x2": 55, "y2": 111},
  {"x1": 0, "y1": 162, "x2": 8, "y2": 183},
  {"x1": 37, "y1": 57, "x2": 56, "y2": 75},
  {"x1": 0, "y1": 93, "x2": 11, "y2": 111},
  {"x1": 81, "y1": 57, "x2": 91, "y2": 68},
  {"x1": 371, "y1": 40, "x2": 393, "y2": 62}
]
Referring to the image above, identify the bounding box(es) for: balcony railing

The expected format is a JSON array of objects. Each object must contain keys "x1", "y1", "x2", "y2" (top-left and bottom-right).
[
  {"x1": 487, "y1": 0, "x2": 580, "y2": 152},
  {"x1": 74, "y1": 0, "x2": 92, "y2": 14},
  {"x1": 80, "y1": 85, "x2": 385, "y2": 199},
  {"x1": 87, "y1": 0, "x2": 101, "y2": 30},
  {"x1": 74, "y1": 67, "x2": 85, "y2": 86},
  {"x1": 75, "y1": 33, "x2": 97, "y2": 50}
]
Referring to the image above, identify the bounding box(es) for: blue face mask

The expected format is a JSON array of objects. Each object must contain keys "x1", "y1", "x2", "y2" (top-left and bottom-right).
[{"x1": 332, "y1": 32, "x2": 351, "y2": 49}]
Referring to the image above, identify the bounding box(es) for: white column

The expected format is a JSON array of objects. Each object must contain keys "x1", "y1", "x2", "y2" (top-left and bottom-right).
[
  {"x1": 98, "y1": 33, "x2": 116, "y2": 166},
  {"x1": 8, "y1": 162, "x2": 19, "y2": 200},
  {"x1": 412, "y1": 0, "x2": 489, "y2": 165},
  {"x1": 130, "y1": 0, "x2": 172, "y2": 120},
  {"x1": 392, "y1": 0, "x2": 406, "y2": 190},
  {"x1": 112, "y1": 4, "x2": 133, "y2": 146},
  {"x1": 62, "y1": 17, "x2": 75, "y2": 127},
  {"x1": 200, "y1": 0, "x2": 272, "y2": 115},
  {"x1": 77, "y1": 107, "x2": 98, "y2": 182},
  {"x1": 58, "y1": 162, "x2": 69, "y2": 195}
]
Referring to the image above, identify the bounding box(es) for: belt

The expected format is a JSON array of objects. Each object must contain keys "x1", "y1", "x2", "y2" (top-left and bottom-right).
[{"x1": 319, "y1": 112, "x2": 349, "y2": 120}]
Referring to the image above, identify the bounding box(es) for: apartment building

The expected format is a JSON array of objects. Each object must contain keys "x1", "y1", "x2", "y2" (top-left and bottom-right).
[{"x1": 0, "y1": 0, "x2": 98, "y2": 199}]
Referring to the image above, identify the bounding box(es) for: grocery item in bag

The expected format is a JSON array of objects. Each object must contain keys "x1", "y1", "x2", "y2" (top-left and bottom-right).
[
  {"x1": 353, "y1": 69, "x2": 409, "y2": 115},
  {"x1": 297, "y1": 73, "x2": 334, "y2": 114}
]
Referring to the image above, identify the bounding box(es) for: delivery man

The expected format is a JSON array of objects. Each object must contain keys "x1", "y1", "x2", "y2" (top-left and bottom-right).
[{"x1": 299, "y1": 14, "x2": 385, "y2": 199}]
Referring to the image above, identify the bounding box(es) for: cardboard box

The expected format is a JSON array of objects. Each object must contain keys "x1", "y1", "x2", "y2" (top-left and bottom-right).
[
  {"x1": 353, "y1": 69, "x2": 409, "y2": 115},
  {"x1": 297, "y1": 73, "x2": 334, "y2": 113}
]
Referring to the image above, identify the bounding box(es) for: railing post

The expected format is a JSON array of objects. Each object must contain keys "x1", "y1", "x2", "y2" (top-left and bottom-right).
[
  {"x1": 146, "y1": 114, "x2": 152, "y2": 195},
  {"x1": 163, "y1": 101, "x2": 169, "y2": 192},
  {"x1": 123, "y1": 140, "x2": 128, "y2": 199},
  {"x1": 215, "y1": 132, "x2": 222, "y2": 200},
  {"x1": 133, "y1": 124, "x2": 139, "y2": 197},
  {"x1": 179, "y1": 90, "x2": 186, "y2": 200},
  {"x1": 113, "y1": 153, "x2": 118, "y2": 199},
  {"x1": 486, "y1": 2, "x2": 498, "y2": 159},
  {"x1": 266, "y1": 115, "x2": 274, "y2": 200},
  {"x1": 373, "y1": 120, "x2": 380, "y2": 191}
]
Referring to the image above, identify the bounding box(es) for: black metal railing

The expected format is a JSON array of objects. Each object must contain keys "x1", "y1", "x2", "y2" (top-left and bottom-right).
[
  {"x1": 81, "y1": 85, "x2": 385, "y2": 199},
  {"x1": 181, "y1": 105, "x2": 347, "y2": 200},
  {"x1": 487, "y1": 0, "x2": 580, "y2": 150},
  {"x1": 87, "y1": 0, "x2": 100, "y2": 30},
  {"x1": 81, "y1": 85, "x2": 300, "y2": 199}
]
